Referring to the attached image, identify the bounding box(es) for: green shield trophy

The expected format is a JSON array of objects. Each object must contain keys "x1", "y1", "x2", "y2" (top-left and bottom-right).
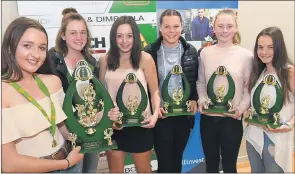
[
  {"x1": 116, "y1": 73, "x2": 148, "y2": 128},
  {"x1": 203, "y1": 66, "x2": 235, "y2": 114},
  {"x1": 245, "y1": 74, "x2": 284, "y2": 128},
  {"x1": 63, "y1": 60, "x2": 117, "y2": 153},
  {"x1": 161, "y1": 65, "x2": 194, "y2": 116}
]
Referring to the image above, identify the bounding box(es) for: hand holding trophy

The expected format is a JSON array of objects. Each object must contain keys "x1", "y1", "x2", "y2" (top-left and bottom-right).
[
  {"x1": 245, "y1": 74, "x2": 284, "y2": 129},
  {"x1": 63, "y1": 60, "x2": 117, "y2": 153}
]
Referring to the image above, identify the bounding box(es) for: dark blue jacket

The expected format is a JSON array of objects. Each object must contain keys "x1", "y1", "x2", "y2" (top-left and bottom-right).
[{"x1": 191, "y1": 16, "x2": 212, "y2": 41}]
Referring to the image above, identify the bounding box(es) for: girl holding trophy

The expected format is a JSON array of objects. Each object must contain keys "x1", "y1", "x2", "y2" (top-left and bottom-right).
[
  {"x1": 49, "y1": 8, "x2": 99, "y2": 173},
  {"x1": 1, "y1": 17, "x2": 84, "y2": 173},
  {"x1": 245, "y1": 27, "x2": 294, "y2": 172},
  {"x1": 99, "y1": 16, "x2": 160, "y2": 173},
  {"x1": 144, "y1": 9, "x2": 199, "y2": 173},
  {"x1": 197, "y1": 9, "x2": 253, "y2": 173}
]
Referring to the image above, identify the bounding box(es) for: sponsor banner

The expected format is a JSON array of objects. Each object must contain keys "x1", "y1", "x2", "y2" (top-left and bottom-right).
[
  {"x1": 181, "y1": 112, "x2": 206, "y2": 172},
  {"x1": 17, "y1": 1, "x2": 157, "y2": 56}
]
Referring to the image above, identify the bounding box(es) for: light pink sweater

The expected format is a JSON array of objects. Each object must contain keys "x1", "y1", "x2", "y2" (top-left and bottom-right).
[{"x1": 197, "y1": 45, "x2": 253, "y2": 118}]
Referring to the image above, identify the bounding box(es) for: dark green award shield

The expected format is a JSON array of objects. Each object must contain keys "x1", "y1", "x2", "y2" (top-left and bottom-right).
[
  {"x1": 63, "y1": 60, "x2": 117, "y2": 153},
  {"x1": 203, "y1": 66, "x2": 235, "y2": 114},
  {"x1": 161, "y1": 65, "x2": 194, "y2": 116},
  {"x1": 245, "y1": 74, "x2": 284, "y2": 128},
  {"x1": 116, "y1": 73, "x2": 148, "y2": 128}
]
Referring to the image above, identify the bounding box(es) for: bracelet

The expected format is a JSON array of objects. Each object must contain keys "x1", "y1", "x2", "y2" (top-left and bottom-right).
[
  {"x1": 283, "y1": 122, "x2": 294, "y2": 130},
  {"x1": 64, "y1": 158, "x2": 70, "y2": 169}
]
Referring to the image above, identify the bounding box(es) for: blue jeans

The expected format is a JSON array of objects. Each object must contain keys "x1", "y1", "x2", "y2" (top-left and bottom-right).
[
  {"x1": 48, "y1": 160, "x2": 83, "y2": 173},
  {"x1": 246, "y1": 132, "x2": 284, "y2": 173}
]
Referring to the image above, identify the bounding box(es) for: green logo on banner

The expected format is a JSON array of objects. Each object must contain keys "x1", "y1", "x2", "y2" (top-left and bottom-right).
[{"x1": 109, "y1": 1, "x2": 156, "y2": 13}]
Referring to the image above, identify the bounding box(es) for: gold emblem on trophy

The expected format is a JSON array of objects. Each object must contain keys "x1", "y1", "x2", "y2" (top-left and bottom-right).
[
  {"x1": 75, "y1": 83, "x2": 103, "y2": 135},
  {"x1": 172, "y1": 87, "x2": 184, "y2": 105},
  {"x1": 263, "y1": 74, "x2": 276, "y2": 85},
  {"x1": 127, "y1": 95, "x2": 139, "y2": 115},
  {"x1": 216, "y1": 85, "x2": 225, "y2": 103},
  {"x1": 260, "y1": 95, "x2": 270, "y2": 115}
]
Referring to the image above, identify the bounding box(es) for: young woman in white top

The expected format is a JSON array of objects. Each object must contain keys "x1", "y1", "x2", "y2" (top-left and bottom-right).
[
  {"x1": 245, "y1": 27, "x2": 294, "y2": 173},
  {"x1": 197, "y1": 9, "x2": 253, "y2": 172},
  {"x1": 1, "y1": 17, "x2": 84, "y2": 173}
]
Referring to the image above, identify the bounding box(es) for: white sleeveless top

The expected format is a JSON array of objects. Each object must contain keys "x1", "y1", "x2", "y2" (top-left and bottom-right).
[
  {"x1": 244, "y1": 69, "x2": 294, "y2": 172},
  {"x1": 2, "y1": 88, "x2": 67, "y2": 157}
]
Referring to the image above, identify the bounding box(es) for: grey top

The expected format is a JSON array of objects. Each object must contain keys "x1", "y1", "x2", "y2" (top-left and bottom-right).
[{"x1": 157, "y1": 42, "x2": 184, "y2": 106}]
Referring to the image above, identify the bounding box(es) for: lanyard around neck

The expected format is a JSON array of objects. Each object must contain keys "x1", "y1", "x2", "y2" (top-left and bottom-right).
[
  {"x1": 9, "y1": 75, "x2": 58, "y2": 147},
  {"x1": 161, "y1": 43, "x2": 182, "y2": 77}
]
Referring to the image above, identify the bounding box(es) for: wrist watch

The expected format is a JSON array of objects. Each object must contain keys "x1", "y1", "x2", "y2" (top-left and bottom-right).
[{"x1": 284, "y1": 122, "x2": 294, "y2": 130}]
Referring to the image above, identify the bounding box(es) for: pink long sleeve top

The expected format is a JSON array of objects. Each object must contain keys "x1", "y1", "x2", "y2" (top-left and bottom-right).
[{"x1": 197, "y1": 45, "x2": 253, "y2": 118}]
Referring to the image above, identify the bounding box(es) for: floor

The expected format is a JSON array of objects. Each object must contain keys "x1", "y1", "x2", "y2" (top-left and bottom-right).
[
  {"x1": 237, "y1": 122, "x2": 295, "y2": 173},
  {"x1": 96, "y1": 122, "x2": 294, "y2": 173},
  {"x1": 237, "y1": 152, "x2": 295, "y2": 173}
]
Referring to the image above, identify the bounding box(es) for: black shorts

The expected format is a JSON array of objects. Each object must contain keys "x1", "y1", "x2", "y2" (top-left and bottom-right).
[{"x1": 112, "y1": 126, "x2": 153, "y2": 153}]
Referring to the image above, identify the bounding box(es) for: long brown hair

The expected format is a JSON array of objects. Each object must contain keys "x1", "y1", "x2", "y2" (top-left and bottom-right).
[
  {"x1": 248, "y1": 27, "x2": 293, "y2": 103},
  {"x1": 107, "y1": 16, "x2": 142, "y2": 71},
  {"x1": 55, "y1": 8, "x2": 92, "y2": 61},
  {"x1": 1, "y1": 17, "x2": 55, "y2": 82}
]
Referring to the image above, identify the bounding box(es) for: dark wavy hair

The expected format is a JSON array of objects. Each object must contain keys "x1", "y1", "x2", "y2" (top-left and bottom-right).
[
  {"x1": 1, "y1": 17, "x2": 55, "y2": 82},
  {"x1": 107, "y1": 16, "x2": 142, "y2": 71},
  {"x1": 248, "y1": 27, "x2": 293, "y2": 103},
  {"x1": 55, "y1": 8, "x2": 93, "y2": 61}
]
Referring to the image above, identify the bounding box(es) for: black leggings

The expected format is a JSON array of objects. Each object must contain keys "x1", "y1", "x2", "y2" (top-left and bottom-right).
[
  {"x1": 153, "y1": 116, "x2": 191, "y2": 173},
  {"x1": 200, "y1": 114, "x2": 243, "y2": 173}
]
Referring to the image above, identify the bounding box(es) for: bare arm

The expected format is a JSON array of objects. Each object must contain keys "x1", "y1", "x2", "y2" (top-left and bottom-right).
[{"x1": 141, "y1": 52, "x2": 160, "y2": 117}]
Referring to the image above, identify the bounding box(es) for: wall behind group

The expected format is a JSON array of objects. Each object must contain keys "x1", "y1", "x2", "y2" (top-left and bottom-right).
[{"x1": 2, "y1": 1, "x2": 294, "y2": 62}]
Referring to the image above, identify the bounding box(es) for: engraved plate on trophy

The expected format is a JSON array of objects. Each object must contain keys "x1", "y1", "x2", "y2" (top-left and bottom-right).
[
  {"x1": 161, "y1": 65, "x2": 194, "y2": 116},
  {"x1": 63, "y1": 60, "x2": 117, "y2": 153},
  {"x1": 116, "y1": 73, "x2": 149, "y2": 127},
  {"x1": 245, "y1": 74, "x2": 284, "y2": 128}
]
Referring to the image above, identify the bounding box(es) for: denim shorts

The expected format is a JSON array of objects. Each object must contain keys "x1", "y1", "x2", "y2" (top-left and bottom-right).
[{"x1": 48, "y1": 160, "x2": 83, "y2": 173}]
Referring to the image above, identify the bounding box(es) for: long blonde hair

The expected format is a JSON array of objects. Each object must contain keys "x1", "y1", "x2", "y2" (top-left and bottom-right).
[{"x1": 213, "y1": 9, "x2": 241, "y2": 45}]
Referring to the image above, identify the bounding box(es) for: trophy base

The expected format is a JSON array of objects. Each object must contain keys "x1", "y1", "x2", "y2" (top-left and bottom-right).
[
  {"x1": 245, "y1": 116, "x2": 281, "y2": 129},
  {"x1": 203, "y1": 105, "x2": 234, "y2": 115},
  {"x1": 163, "y1": 111, "x2": 195, "y2": 117},
  {"x1": 116, "y1": 118, "x2": 148, "y2": 128},
  {"x1": 80, "y1": 140, "x2": 118, "y2": 153}
]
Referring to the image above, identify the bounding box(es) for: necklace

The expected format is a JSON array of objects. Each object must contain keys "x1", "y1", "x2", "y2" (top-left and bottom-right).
[
  {"x1": 9, "y1": 75, "x2": 58, "y2": 148},
  {"x1": 161, "y1": 43, "x2": 182, "y2": 77}
]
